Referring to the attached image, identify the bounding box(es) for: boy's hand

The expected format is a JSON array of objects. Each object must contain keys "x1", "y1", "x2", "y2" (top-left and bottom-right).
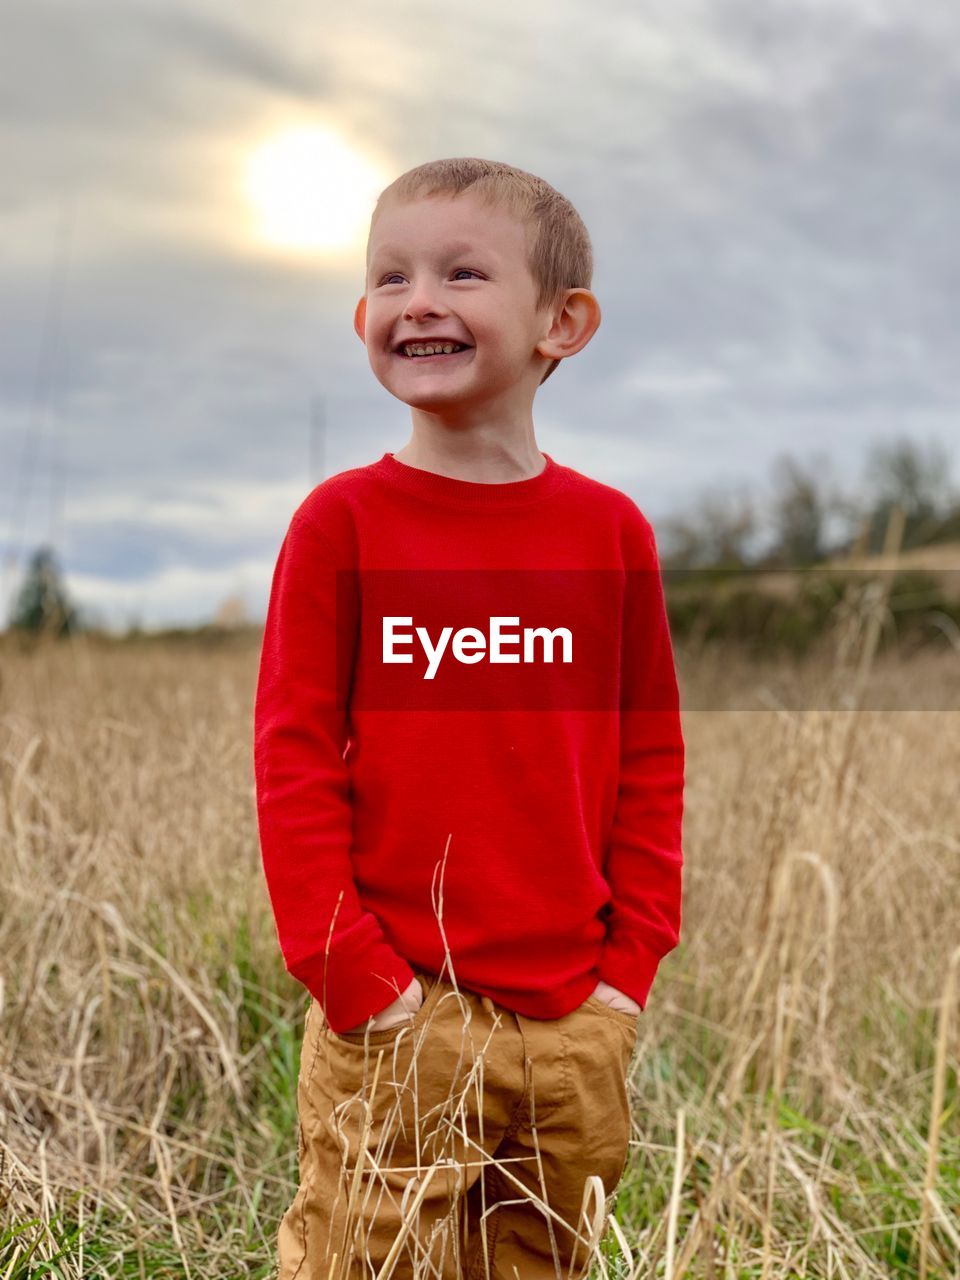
[
  {"x1": 591, "y1": 979, "x2": 641, "y2": 1016},
  {"x1": 341, "y1": 976, "x2": 424, "y2": 1034}
]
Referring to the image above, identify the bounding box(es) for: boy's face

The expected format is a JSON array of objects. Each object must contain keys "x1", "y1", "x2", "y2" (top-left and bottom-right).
[{"x1": 355, "y1": 192, "x2": 596, "y2": 427}]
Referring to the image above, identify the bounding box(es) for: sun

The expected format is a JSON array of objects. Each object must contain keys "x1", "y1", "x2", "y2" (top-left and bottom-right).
[{"x1": 244, "y1": 126, "x2": 385, "y2": 254}]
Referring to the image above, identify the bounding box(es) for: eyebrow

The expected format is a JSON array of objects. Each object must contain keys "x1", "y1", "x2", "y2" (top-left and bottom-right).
[{"x1": 370, "y1": 241, "x2": 492, "y2": 265}]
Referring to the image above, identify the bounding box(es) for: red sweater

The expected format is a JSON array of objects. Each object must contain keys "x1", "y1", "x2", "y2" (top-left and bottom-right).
[{"x1": 253, "y1": 450, "x2": 685, "y2": 1033}]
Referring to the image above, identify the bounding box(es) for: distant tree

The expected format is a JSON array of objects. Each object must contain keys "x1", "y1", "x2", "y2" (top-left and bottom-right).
[
  {"x1": 659, "y1": 483, "x2": 758, "y2": 569},
  {"x1": 767, "y1": 452, "x2": 837, "y2": 565},
  {"x1": 657, "y1": 512, "x2": 707, "y2": 569},
  {"x1": 862, "y1": 435, "x2": 957, "y2": 552},
  {"x1": 8, "y1": 545, "x2": 81, "y2": 636}
]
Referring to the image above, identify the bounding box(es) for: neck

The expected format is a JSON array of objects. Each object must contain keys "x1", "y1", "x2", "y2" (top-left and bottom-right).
[{"x1": 393, "y1": 435, "x2": 546, "y2": 484}]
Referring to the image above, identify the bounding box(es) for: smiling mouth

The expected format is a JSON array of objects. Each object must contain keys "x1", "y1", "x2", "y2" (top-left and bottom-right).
[{"x1": 395, "y1": 348, "x2": 473, "y2": 363}]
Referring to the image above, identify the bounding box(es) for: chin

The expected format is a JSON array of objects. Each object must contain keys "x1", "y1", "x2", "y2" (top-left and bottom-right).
[
  {"x1": 386, "y1": 383, "x2": 472, "y2": 411},
  {"x1": 400, "y1": 396, "x2": 468, "y2": 414}
]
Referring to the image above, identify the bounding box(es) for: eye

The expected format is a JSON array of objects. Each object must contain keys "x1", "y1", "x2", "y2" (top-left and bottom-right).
[{"x1": 376, "y1": 269, "x2": 483, "y2": 287}]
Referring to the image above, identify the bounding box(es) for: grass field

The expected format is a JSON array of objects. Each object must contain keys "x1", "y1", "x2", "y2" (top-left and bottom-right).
[{"x1": 0, "y1": 617, "x2": 957, "y2": 1277}]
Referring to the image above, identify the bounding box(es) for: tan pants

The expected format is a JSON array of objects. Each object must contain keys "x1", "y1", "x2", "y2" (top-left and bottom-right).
[{"x1": 276, "y1": 968, "x2": 638, "y2": 1280}]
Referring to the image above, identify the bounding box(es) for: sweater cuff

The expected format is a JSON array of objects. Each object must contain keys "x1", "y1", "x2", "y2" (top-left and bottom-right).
[
  {"x1": 286, "y1": 940, "x2": 416, "y2": 1035},
  {"x1": 597, "y1": 936, "x2": 665, "y2": 1013}
]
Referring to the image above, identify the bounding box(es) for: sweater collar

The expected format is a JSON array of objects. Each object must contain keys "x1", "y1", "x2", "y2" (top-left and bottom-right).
[{"x1": 375, "y1": 450, "x2": 565, "y2": 509}]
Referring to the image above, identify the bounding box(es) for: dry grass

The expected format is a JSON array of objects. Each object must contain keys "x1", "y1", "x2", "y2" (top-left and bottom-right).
[{"x1": 0, "y1": 602, "x2": 958, "y2": 1277}]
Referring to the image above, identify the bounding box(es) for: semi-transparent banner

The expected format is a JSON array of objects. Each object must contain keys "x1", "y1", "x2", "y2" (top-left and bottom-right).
[{"x1": 331, "y1": 568, "x2": 959, "y2": 712}]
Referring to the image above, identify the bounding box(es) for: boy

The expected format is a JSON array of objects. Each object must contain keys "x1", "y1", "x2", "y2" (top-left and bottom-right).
[{"x1": 254, "y1": 157, "x2": 684, "y2": 1279}]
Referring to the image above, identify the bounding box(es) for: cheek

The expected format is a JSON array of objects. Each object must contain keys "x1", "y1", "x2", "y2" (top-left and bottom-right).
[{"x1": 361, "y1": 308, "x2": 390, "y2": 345}]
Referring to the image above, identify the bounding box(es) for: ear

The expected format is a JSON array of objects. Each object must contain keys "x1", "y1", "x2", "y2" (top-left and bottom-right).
[
  {"x1": 354, "y1": 296, "x2": 367, "y2": 343},
  {"x1": 535, "y1": 289, "x2": 602, "y2": 362}
]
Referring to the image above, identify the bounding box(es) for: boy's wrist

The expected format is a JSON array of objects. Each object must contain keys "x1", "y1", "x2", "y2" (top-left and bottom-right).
[
  {"x1": 301, "y1": 950, "x2": 417, "y2": 1035},
  {"x1": 591, "y1": 978, "x2": 642, "y2": 1016},
  {"x1": 341, "y1": 975, "x2": 423, "y2": 1034}
]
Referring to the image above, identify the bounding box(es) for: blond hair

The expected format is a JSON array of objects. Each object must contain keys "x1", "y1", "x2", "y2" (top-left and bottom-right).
[{"x1": 368, "y1": 157, "x2": 594, "y2": 385}]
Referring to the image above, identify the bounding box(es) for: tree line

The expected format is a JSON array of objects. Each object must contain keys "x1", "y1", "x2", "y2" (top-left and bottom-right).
[{"x1": 4, "y1": 434, "x2": 957, "y2": 638}]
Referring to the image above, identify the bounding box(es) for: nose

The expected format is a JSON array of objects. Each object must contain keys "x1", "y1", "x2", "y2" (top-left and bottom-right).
[{"x1": 403, "y1": 279, "x2": 447, "y2": 322}]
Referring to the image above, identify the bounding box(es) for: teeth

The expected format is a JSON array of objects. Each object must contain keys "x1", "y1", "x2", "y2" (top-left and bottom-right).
[{"x1": 403, "y1": 343, "x2": 464, "y2": 357}]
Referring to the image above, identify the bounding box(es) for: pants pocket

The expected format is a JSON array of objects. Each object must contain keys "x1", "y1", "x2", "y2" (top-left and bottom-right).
[
  {"x1": 572, "y1": 995, "x2": 637, "y2": 1192},
  {"x1": 324, "y1": 970, "x2": 439, "y2": 1050},
  {"x1": 583, "y1": 991, "x2": 641, "y2": 1033}
]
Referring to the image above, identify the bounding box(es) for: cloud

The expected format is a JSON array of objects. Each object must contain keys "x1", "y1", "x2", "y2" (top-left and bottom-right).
[{"x1": 2, "y1": 0, "x2": 958, "y2": 627}]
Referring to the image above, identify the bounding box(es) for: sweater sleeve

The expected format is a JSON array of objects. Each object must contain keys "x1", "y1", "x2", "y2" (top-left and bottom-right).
[
  {"x1": 253, "y1": 510, "x2": 415, "y2": 1032},
  {"x1": 597, "y1": 510, "x2": 685, "y2": 1012}
]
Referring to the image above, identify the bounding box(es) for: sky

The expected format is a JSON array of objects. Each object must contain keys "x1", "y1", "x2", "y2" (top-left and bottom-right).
[{"x1": 1, "y1": 0, "x2": 958, "y2": 631}]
